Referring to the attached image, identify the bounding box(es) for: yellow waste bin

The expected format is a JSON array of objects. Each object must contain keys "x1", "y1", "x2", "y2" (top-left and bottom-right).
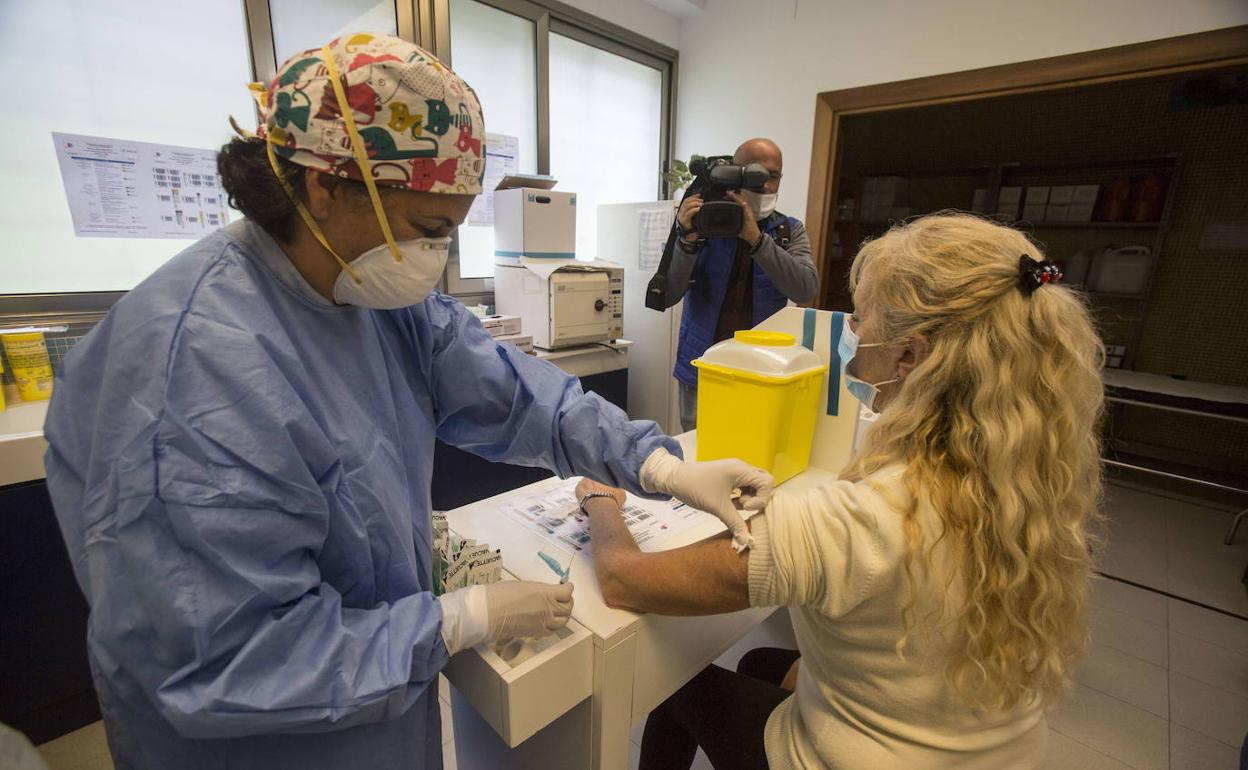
[{"x1": 693, "y1": 330, "x2": 827, "y2": 484}]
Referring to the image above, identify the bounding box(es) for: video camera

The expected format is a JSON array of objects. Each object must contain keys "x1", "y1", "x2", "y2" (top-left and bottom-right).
[
  {"x1": 686, "y1": 156, "x2": 771, "y2": 238},
  {"x1": 643, "y1": 156, "x2": 770, "y2": 311}
]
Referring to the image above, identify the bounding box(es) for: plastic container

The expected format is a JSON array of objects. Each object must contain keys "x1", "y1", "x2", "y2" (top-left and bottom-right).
[
  {"x1": 693, "y1": 330, "x2": 827, "y2": 484},
  {"x1": 1089, "y1": 245, "x2": 1152, "y2": 295},
  {"x1": 1061, "y1": 248, "x2": 1096, "y2": 287},
  {"x1": 1, "y1": 333, "x2": 54, "y2": 402}
]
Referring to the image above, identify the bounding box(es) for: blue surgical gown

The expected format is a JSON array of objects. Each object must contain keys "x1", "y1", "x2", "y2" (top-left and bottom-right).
[{"x1": 43, "y1": 219, "x2": 679, "y2": 770}]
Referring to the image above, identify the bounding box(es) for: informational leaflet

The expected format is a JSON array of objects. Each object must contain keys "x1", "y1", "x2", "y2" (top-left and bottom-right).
[
  {"x1": 501, "y1": 478, "x2": 707, "y2": 552},
  {"x1": 638, "y1": 206, "x2": 673, "y2": 271},
  {"x1": 465, "y1": 132, "x2": 519, "y2": 227},
  {"x1": 52, "y1": 132, "x2": 229, "y2": 239}
]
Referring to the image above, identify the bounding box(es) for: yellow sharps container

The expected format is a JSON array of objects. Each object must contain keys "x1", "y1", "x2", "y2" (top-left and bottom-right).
[{"x1": 693, "y1": 330, "x2": 827, "y2": 484}]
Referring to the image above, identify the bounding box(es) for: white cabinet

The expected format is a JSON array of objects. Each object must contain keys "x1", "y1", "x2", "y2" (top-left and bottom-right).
[{"x1": 596, "y1": 201, "x2": 682, "y2": 434}]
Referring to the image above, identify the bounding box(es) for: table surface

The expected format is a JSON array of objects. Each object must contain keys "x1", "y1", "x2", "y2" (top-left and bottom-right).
[{"x1": 443, "y1": 432, "x2": 838, "y2": 645}]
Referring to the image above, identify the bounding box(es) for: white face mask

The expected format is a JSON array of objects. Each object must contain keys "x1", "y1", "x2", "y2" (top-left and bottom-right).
[
  {"x1": 742, "y1": 190, "x2": 778, "y2": 219},
  {"x1": 331, "y1": 236, "x2": 451, "y2": 309}
]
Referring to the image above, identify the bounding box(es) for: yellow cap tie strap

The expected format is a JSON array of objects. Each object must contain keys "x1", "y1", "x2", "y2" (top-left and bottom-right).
[
  {"x1": 264, "y1": 137, "x2": 360, "y2": 284},
  {"x1": 321, "y1": 44, "x2": 403, "y2": 263}
]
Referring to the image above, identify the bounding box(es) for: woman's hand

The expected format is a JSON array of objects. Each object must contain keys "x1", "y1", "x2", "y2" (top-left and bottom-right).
[{"x1": 576, "y1": 478, "x2": 626, "y2": 509}]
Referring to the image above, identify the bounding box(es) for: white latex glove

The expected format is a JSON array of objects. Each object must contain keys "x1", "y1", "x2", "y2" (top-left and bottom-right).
[
  {"x1": 438, "y1": 582, "x2": 574, "y2": 656},
  {"x1": 640, "y1": 448, "x2": 774, "y2": 552}
]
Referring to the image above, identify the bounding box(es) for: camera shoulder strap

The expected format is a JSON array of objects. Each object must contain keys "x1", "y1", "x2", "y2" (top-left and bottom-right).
[{"x1": 771, "y1": 214, "x2": 791, "y2": 248}]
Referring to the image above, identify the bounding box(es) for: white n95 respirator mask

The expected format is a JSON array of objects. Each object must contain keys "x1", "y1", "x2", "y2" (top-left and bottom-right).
[
  {"x1": 331, "y1": 237, "x2": 451, "y2": 309},
  {"x1": 742, "y1": 190, "x2": 778, "y2": 219}
]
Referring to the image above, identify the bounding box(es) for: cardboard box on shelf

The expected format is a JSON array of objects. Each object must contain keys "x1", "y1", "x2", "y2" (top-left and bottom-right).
[
  {"x1": 1048, "y1": 186, "x2": 1075, "y2": 204},
  {"x1": 480, "y1": 315, "x2": 522, "y2": 338},
  {"x1": 996, "y1": 187, "x2": 1022, "y2": 219},
  {"x1": 863, "y1": 176, "x2": 908, "y2": 203},
  {"x1": 495, "y1": 334, "x2": 535, "y2": 354},
  {"x1": 1068, "y1": 202, "x2": 1095, "y2": 222},
  {"x1": 1045, "y1": 186, "x2": 1075, "y2": 221},
  {"x1": 1068, "y1": 185, "x2": 1099, "y2": 222},
  {"x1": 1045, "y1": 204, "x2": 1071, "y2": 221},
  {"x1": 1073, "y1": 185, "x2": 1100, "y2": 204},
  {"x1": 1023, "y1": 186, "x2": 1050, "y2": 221}
]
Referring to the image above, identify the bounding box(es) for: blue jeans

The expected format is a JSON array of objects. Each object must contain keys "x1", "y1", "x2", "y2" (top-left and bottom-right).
[{"x1": 678, "y1": 381, "x2": 697, "y2": 433}]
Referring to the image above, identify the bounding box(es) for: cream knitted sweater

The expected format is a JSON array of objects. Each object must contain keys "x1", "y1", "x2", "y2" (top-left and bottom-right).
[{"x1": 747, "y1": 465, "x2": 1047, "y2": 769}]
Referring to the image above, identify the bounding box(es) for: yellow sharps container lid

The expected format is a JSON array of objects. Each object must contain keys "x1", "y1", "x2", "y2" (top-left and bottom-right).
[{"x1": 733, "y1": 330, "x2": 795, "y2": 347}]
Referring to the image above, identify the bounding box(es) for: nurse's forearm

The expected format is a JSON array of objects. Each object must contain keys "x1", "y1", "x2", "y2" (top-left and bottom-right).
[{"x1": 585, "y1": 498, "x2": 750, "y2": 615}]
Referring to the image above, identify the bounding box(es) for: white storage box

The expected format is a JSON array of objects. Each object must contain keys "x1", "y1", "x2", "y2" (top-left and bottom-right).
[
  {"x1": 444, "y1": 616, "x2": 593, "y2": 747},
  {"x1": 495, "y1": 188, "x2": 577, "y2": 263}
]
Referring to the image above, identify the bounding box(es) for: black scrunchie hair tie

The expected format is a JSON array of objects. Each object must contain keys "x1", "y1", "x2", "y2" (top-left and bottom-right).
[{"x1": 1018, "y1": 254, "x2": 1063, "y2": 296}]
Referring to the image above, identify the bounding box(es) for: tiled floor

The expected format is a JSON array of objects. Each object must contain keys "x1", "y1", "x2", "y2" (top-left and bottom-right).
[
  {"x1": 1099, "y1": 479, "x2": 1248, "y2": 617},
  {"x1": 1048, "y1": 577, "x2": 1247, "y2": 769},
  {"x1": 34, "y1": 484, "x2": 1248, "y2": 770}
]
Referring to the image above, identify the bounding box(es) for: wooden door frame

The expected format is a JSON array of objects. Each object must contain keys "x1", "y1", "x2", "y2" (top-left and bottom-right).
[{"x1": 803, "y1": 25, "x2": 1248, "y2": 308}]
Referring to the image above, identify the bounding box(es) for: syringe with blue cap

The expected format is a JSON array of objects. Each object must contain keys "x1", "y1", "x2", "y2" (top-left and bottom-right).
[{"x1": 538, "y1": 550, "x2": 573, "y2": 584}]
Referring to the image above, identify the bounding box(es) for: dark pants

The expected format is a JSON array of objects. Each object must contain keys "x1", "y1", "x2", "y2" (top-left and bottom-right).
[{"x1": 639, "y1": 648, "x2": 800, "y2": 770}]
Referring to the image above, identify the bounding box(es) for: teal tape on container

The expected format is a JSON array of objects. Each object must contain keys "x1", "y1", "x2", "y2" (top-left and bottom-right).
[
  {"x1": 801, "y1": 307, "x2": 817, "y2": 351},
  {"x1": 827, "y1": 311, "x2": 844, "y2": 416},
  {"x1": 494, "y1": 250, "x2": 577, "y2": 259}
]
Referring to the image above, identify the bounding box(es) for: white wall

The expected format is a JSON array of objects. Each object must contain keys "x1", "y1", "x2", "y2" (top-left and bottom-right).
[
  {"x1": 674, "y1": 0, "x2": 1248, "y2": 221},
  {"x1": 561, "y1": 0, "x2": 681, "y2": 49}
]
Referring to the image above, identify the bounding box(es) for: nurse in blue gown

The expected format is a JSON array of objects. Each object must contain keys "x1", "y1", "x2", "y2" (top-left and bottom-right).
[{"x1": 42, "y1": 34, "x2": 771, "y2": 770}]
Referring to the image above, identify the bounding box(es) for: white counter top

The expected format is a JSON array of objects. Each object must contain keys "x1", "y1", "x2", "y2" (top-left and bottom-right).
[
  {"x1": 0, "y1": 399, "x2": 50, "y2": 486},
  {"x1": 444, "y1": 431, "x2": 836, "y2": 646}
]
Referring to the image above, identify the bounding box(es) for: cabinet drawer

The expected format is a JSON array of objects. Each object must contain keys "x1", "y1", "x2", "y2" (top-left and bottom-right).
[{"x1": 444, "y1": 616, "x2": 592, "y2": 747}]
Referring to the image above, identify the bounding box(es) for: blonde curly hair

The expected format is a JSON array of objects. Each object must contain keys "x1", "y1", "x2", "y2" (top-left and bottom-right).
[{"x1": 842, "y1": 212, "x2": 1105, "y2": 710}]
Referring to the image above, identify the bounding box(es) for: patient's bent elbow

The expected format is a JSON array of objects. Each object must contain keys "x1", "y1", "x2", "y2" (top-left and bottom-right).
[{"x1": 595, "y1": 557, "x2": 636, "y2": 609}]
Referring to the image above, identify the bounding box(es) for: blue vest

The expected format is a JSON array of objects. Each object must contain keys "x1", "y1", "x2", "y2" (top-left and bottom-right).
[{"x1": 674, "y1": 213, "x2": 797, "y2": 386}]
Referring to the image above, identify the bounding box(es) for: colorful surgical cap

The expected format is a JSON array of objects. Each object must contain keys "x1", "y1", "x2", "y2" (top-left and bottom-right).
[{"x1": 252, "y1": 33, "x2": 485, "y2": 194}]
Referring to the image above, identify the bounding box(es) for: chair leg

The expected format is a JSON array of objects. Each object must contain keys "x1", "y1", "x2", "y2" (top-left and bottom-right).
[{"x1": 1226, "y1": 507, "x2": 1248, "y2": 546}]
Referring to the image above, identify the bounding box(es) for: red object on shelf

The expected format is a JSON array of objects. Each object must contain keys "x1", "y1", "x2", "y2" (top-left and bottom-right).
[
  {"x1": 1130, "y1": 175, "x2": 1168, "y2": 222},
  {"x1": 1098, "y1": 178, "x2": 1134, "y2": 222}
]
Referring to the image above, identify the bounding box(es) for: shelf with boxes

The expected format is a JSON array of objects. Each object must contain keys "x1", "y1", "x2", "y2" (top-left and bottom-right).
[
  {"x1": 986, "y1": 156, "x2": 1178, "y2": 227},
  {"x1": 995, "y1": 156, "x2": 1181, "y2": 370},
  {"x1": 829, "y1": 155, "x2": 1181, "y2": 368}
]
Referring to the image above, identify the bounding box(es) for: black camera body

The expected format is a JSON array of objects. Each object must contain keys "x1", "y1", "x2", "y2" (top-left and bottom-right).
[
  {"x1": 644, "y1": 154, "x2": 771, "y2": 311},
  {"x1": 688, "y1": 156, "x2": 771, "y2": 238}
]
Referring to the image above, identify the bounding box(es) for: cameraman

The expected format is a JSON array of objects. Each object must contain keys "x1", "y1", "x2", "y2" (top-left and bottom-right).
[{"x1": 662, "y1": 138, "x2": 818, "y2": 431}]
